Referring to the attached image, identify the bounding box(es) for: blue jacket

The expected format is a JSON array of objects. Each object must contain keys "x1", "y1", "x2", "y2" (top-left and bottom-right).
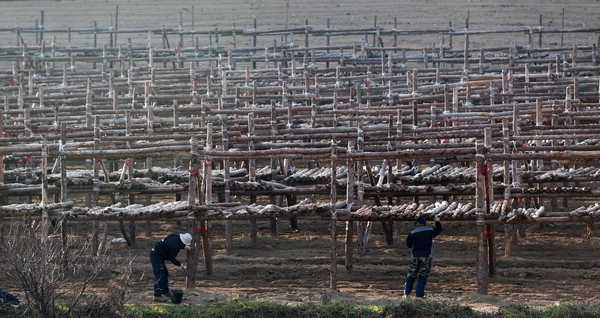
[
  {"x1": 406, "y1": 221, "x2": 442, "y2": 258},
  {"x1": 154, "y1": 234, "x2": 185, "y2": 266}
]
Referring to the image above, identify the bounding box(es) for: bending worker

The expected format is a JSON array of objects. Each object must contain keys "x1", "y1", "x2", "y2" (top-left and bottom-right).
[
  {"x1": 404, "y1": 215, "x2": 442, "y2": 298},
  {"x1": 150, "y1": 233, "x2": 192, "y2": 302}
]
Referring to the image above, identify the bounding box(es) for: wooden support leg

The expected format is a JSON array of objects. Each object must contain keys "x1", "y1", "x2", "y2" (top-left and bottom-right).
[
  {"x1": 476, "y1": 222, "x2": 489, "y2": 294},
  {"x1": 225, "y1": 220, "x2": 233, "y2": 255},
  {"x1": 145, "y1": 220, "x2": 152, "y2": 237},
  {"x1": 290, "y1": 217, "x2": 298, "y2": 230},
  {"x1": 330, "y1": 219, "x2": 338, "y2": 290},
  {"x1": 128, "y1": 221, "x2": 136, "y2": 246},
  {"x1": 504, "y1": 224, "x2": 513, "y2": 258},
  {"x1": 270, "y1": 218, "x2": 278, "y2": 236},
  {"x1": 250, "y1": 195, "x2": 257, "y2": 243},
  {"x1": 90, "y1": 220, "x2": 100, "y2": 255},
  {"x1": 584, "y1": 222, "x2": 593, "y2": 243},
  {"x1": 357, "y1": 221, "x2": 371, "y2": 256},
  {"x1": 200, "y1": 220, "x2": 213, "y2": 275},
  {"x1": 487, "y1": 224, "x2": 496, "y2": 277},
  {"x1": 61, "y1": 219, "x2": 68, "y2": 263},
  {"x1": 119, "y1": 221, "x2": 132, "y2": 246},
  {"x1": 186, "y1": 217, "x2": 198, "y2": 289},
  {"x1": 97, "y1": 222, "x2": 110, "y2": 256},
  {"x1": 345, "y1": 221, "x2": 353, "y2": 273},
  {"x1": 517, "y1": 224, "x2": 527, "y2": 239},
  {"x1": 381, "y1": 221, "x2": 393, "y2": 245},
  {"x1": 287, "y1": 195, "x2": 298, "y2": 230},
  {"x1": 145, "y1": 193, "x2": 152, "y2": 237},
  {"x1": 562, "y1": 181, "x2": 569, "y2": 208}
]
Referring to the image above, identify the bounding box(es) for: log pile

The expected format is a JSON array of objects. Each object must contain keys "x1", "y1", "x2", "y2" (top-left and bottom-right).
[
  {"x1": 0, "y1": 201, "x2": 74, "y2": 216},
  {"x1": 352, "y1": 201, "x2": 478, "y2": 220}
]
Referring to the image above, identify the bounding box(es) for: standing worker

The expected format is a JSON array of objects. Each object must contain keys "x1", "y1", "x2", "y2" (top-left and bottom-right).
[
  {"x1": 150, "y1": 233, "x2": 193, "y2": 302},
  {"x1": 404, "y1": 216, "x2": 442, "y2": 298}
]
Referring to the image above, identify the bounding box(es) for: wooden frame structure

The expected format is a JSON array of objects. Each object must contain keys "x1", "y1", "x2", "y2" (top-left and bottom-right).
[{"x1": 1, "y1": 11, "x2": 599, "y2": 294}]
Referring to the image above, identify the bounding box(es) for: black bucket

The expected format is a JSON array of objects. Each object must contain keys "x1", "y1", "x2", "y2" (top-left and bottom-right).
[{"x1": 170, "y1": 289, "x2": 184, "y2": 304}]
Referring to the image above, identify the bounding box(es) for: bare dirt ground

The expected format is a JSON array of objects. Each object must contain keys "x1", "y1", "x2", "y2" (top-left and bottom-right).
[
  {"x1": 1, "y1": 0, "x2": 600, "y2": 50},
  {"x1": 1, "y1": 0, "x2": 600, "y2": 312},
  {"x1": 49, "y1": 218, "x2": 600, "y2": 312}
]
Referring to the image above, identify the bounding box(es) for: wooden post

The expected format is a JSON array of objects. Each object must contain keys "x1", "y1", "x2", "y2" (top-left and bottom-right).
[
  {"x1": 252, "y1": 18, "x2": 257, "y2": 69},
  {"x1": 345, "y1": 141, "x2": 355, "y2": 273},
  {"x1": 538, "y1": 14, "x2": 543, "y2": 48},
  {"x1": 584, "y1": 222, "x2": 593, "y2": 243},
  {"x1": 90, "y1": 116, "x2": 101, "y2": 255},
  {"x1": 202, "y1": 123, "x2": 214, "y2": 275},
  {"x1": 222, "y1": 123, "x2": 233, "y2": 255},
  {"x1": 356, "y1": 124, "x2": 370, "y2": 256},
  {"x1": 41, "y1": 136, "x2": 49, "y2": 245},
  {"x1": 463, "y1": 32, "x2": 469, "y2": 76},
  {"x1": 113, "y1": 5, "x2": 119, "y2": 47},
  {"x1": 59, "y1": 123, "x2": 68, "y2": 259},
  {"x1": 125, "y1": 111, "x2": 136, "y2": 246},
  {"x1": 560, "y1": 8, "x2": 565, "y2": 47},
  {"x1": 475, "y1": 142, "x2": 489, "y2": 294},
  {"x1": 484, "y1": 128, "x2": 495, "y2": 277},
  {"x1": 248, "y1": 113, "x2": 258, "y2": 243},
  {"x1": 304, "y1": 19, "x2": 310, "y2": 48},
  {"x1": 326, "y1": 18, "x2": 331, "y2": 69},
  {"x1": 330, "y1": 140, "x2": 338, "y2": 290},
  {"x1": 0, "y1": 108, "x2": 4, "y2": 185},
  {"x1": 270, "y1": 103, "x2": 279, "y2": 236},
  {"x1": 502, "y1": 122, "x2": 514, "y2": 258},
  {"x1": 186, "y1": 137, "x2": 198, "y2": 289},
  {"x1": 39, "y1": 10, "x2": 44, "y2": 44}
]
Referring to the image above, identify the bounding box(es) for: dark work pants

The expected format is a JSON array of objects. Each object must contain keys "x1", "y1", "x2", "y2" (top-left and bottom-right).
[{"x1": 150, "y1": 249, "x2": 169, "y2": 297}]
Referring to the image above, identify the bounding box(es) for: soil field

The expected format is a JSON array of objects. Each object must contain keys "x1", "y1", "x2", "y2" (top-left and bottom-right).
[
  {"x1": 1, "y1": 0, "x2": 600, "y2": 51},
  {"x1": 1, "y1": 0, "x2": 600, "y2": 312},
  {"x1": 4, "y1": 216, "x2": 599, "y2": 311},
  {"x1": 5, "y1": 217, "x2": 598, "y2": 311}
]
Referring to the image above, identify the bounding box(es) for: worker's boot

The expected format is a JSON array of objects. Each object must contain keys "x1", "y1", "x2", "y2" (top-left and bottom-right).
[
  {"x1": 415, "y1": 276, "x2": 428, "y2": 297},
  {"x1": 404, "y1": 276, "x2": 415, "y2": 297}
]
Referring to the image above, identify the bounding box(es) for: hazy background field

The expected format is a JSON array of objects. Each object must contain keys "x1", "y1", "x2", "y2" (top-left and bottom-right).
[{"x1": 1, "y1": 0, "x2": 599, "y2": 49}]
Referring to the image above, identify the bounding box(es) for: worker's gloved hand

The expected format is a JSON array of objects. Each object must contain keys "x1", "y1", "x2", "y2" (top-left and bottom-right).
[
  {"x1": 185, "y1": 246, "x2": 193, "y2": 252},
  {"x1": 173, "y1": 260, "x2": 181, "y2": 267},
  {"x1": 434, "y1": 216, "x2": 441, "y2": 222}
]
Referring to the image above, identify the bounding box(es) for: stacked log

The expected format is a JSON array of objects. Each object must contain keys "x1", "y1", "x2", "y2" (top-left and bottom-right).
[
  {"x1": 352, "y1": 201, "x2": 480, "y2": 220},
  {"x1": 0, "y1": 201, "x2": 74, "y2": 216}
]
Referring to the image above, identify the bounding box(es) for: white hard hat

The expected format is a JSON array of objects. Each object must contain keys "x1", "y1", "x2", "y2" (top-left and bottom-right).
[{"x1": 179, "y1": 233, "x2": 192, "y2": 246}]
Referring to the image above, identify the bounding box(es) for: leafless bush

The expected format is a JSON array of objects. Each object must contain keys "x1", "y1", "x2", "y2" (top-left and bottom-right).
[{"x1": 0, "y1": 221, "x2": 135, "y2": 318}]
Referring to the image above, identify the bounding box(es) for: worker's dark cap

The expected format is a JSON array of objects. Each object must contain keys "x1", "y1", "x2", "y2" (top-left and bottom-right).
[{"x1": 414, "y1": 216, "x2": 427, "y2": 225}]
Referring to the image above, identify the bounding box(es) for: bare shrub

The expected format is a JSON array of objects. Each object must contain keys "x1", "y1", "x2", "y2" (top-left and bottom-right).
[{"x1": 0, "y1": 221, "x2": 135, "y2": 318}]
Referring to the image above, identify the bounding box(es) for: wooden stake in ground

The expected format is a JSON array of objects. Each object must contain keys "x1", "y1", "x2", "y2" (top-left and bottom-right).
[
  {"x1": 345, "y1": 141, "x2": 355, "y2": 273},
  {"x1": 475, "y1": 142, "x2": 489, "y2": 294},
  {"x1": 248, "y1": 113, "x2": 258, "y2": 243},
  {"x1": 222, "y1": 123, "x2": 233, "y2": 255},
  {"x1": 186, "y1": 137, "x2": 199, "y2": 289},
  {"x1": 40, "y1": 135, "x2": 49, "y2": 245},
  {"x1": 484, "y1": 128, "x2": 495, "y2": 277},
  {"x1": 329, "y1": 140, "x2": 338, "y2": 290},
  {"x1": 202, "y1": 123, "x2": 214, "y2": 275}
]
